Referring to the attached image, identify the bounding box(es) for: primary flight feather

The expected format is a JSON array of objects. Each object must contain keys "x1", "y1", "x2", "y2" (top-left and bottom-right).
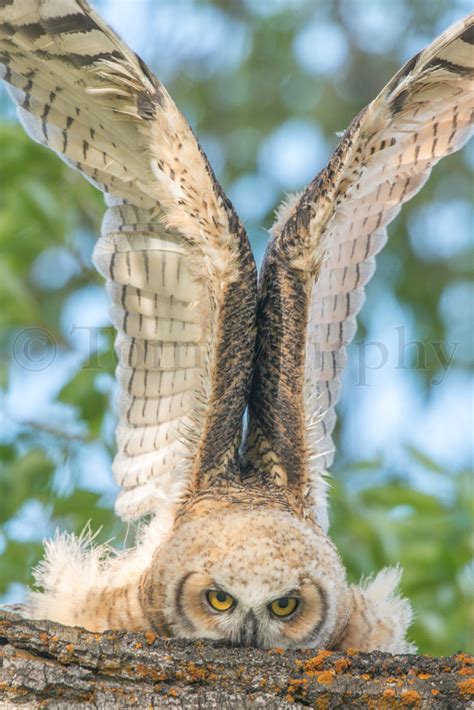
[{"x1": 1, "y1": 1, "x2": 472, "y2": 651}]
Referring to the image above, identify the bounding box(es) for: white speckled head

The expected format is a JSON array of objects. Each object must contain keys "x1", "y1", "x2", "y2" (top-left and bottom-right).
[{"x1": 144, "y1": 506, "x2": 350, "y2": 649}]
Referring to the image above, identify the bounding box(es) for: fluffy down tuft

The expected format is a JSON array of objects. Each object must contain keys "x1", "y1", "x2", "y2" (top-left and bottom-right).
[
  {"x1": 28, "y1": 517, "x2": 173, "y2": 630},
  {"x1": 340, "y1": 566, "x2": 415, "y2": 653},
  {"x1": 364, "y1": 567, "x2": 414, "y2": 639},
  {"x1": 270, "y1": 191, "x2": 304, "y2": 237}
]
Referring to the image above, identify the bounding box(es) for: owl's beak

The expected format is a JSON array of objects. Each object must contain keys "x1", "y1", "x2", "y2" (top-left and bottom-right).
[{"x1": 238, "y1": 610, "x2": 258, "y2": 647}]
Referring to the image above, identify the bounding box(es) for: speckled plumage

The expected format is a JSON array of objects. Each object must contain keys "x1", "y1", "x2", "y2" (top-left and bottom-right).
[{"x1": 1, "y1": 2, "x2": 472, "y2": 652}]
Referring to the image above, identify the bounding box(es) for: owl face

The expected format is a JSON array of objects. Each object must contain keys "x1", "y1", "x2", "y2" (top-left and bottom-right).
[{"x1": 144, "y1": 506, "x2": 349, "y2": 649}]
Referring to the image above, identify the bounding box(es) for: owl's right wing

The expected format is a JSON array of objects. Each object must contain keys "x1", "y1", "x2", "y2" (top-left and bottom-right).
[
  {"x1": 245, "y1": 14, "x2": 473, "y2": 530},
  {"x1": 0, "y1": 0, "x2": 257, "y2": 522}
]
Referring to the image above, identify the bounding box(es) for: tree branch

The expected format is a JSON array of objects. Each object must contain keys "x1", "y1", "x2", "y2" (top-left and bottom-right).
[{"x1": 0, "y1": 609, "x2": 472, "y2": 708}]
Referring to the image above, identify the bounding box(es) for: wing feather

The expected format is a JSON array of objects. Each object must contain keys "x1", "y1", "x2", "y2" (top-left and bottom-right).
[
  {"x1": 245, "y1": 14, "x2": 473, "y2": 530},
  {"x1": 1, "y1": 0, "x2": 257, "y2": 523}
]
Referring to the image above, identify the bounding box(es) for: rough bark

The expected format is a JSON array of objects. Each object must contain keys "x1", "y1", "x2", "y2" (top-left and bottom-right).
[{"x1": 0, "y1": 608, "x2": 472, "y2": 708}]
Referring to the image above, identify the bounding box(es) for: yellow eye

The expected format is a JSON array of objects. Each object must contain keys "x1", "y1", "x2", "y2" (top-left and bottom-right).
[
  {"x1": 206, "y1": 590, "x2": 235, "y2": 612},
  {"x1": 269, "y1": 596, "x2": 299, "y2": 618}
]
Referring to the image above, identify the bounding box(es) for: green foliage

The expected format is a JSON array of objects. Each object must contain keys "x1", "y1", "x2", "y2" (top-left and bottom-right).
[
  {"x1": 0, "y1": 2, "x2": 472, "y2": 656},
  {"x1": 0, "y1": 124, "x2": 102, "y2": 330},
  {"x1": 331, "y1": 464, "x2": 473, "y2": 655},
  {"x1": 58, "y1": 367, "x2": 111, "y2": 438},
  {"x1": 0, "y1": 124, "x2": 123, "y2": 596}
]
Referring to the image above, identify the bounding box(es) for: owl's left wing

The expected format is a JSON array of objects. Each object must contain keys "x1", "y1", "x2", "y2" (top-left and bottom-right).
[
  {"x1": 0, "y1": 0, "x2": 257, "y2": 524},
  {"x1": 245, "y1": 14, "x2": 473, "y2": 530}
]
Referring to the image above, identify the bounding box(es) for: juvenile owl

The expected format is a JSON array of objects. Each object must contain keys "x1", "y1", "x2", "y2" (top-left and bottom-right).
[{"x1": 1, "y1": 2, "x2": 472, "y2": 652}]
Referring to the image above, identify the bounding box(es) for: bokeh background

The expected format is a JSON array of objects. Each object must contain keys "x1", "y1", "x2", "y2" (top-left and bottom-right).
[{"x1": 0, "y1": 0, "x2": 472, "y2": 655}]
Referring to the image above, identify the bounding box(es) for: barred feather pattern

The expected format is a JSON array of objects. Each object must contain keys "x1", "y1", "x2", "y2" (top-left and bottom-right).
[
  {"x1": 0, "y1": 0, "x2": 257, "y2": 522},
  {"x1": 247, "y1": 14, "x2": 474, "y2": 530},
  {"x1": 93, "y1": 201, "x2": 203, "y2": 521}
]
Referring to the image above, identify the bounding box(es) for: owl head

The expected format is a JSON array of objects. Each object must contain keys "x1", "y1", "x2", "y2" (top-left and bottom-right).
[{"x1": 142, "y1": 504, "x2": 414, "y2": 652}]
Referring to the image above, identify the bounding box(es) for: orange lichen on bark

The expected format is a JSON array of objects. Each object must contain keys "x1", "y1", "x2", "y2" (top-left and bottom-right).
[
  {"x1": 400, "y1": 689, "x2": 422, "y2": 706},
  {"x1": 310, "y1": 694, "x2": 330, "y2": 710},
  {"x1": 134, "y1": 664, "x2": 167, "y2": 682},
  {"x1": 456, "y1": 652, "x2": 474, "y2": 664},
  {"x1": 459, "y1": 666, "x2": 474, "y2": 675},
  {"x1": 334, "y1": 657, "x2": 351, "y2": 673},
  {"x1": 175, "y1": 662, "x2": 217, "y2": 684},
  {"x1": 285, "y1": 677, "x2": 309, "y2": 703},
  {"x1": 298, "y1": 649, "x2": 333, "y2": 673},
  {"x1": 383, "y1": 688, "x2": 396, "y2": 698},
  {"x1": 144, "y1": 631, "x2": 156, "y2": 645},
  {"x1": 459, "y1": 678, "x2": 474, "y2": 695},
  {"x1": 345, "y1": 647, "x2": 359, "y2": 656},
  {"x1": 287, "y1": 678, "x2": 308, "y2": 688},
  {"x1": 417, "y1": 673, "x2": 431, "y2": 680},
  {"x1": 315, "y1": 670, "x2": 335, "y2": 686}
]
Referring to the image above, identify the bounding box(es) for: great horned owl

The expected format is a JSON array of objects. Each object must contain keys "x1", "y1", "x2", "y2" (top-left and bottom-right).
[{"x1": 1, "y1": 2, "x2": 472, "y2": 653}]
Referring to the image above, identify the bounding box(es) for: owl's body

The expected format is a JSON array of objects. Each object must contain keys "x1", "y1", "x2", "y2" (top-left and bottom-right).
[{"x1": 1, "y1": 1, "x2": 472, "y2": 652}]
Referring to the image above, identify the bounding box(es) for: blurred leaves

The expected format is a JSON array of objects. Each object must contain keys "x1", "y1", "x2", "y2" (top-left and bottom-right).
[
  {"x1": 58, "y1": 368, "x2": 110, "y2": 438},
  {"x1": 0, "y1": 0, "x2": 472, "y2": 656},
  {"x1": 0, "y1": 448, "x2": 53, "y2": 523},
  {"x1": 331, "y1": 466, "x2": 474, "y2": 655}
]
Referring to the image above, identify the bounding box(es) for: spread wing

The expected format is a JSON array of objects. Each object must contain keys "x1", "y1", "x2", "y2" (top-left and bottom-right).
[
  {"x1": 0, "y1": 0, "x2": 257, "y2": 522},
  {"x1": 244, "y1": 14, "x2": 474, "y2": 531}
]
